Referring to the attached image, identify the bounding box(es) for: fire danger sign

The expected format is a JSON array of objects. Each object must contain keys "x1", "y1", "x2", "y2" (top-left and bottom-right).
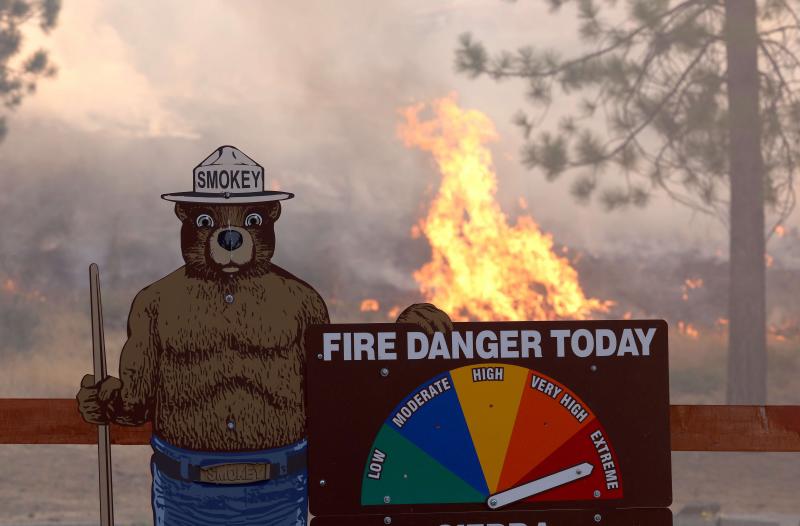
[{"x1": 306, "y1": 320, "x2": 671, "y2": 524}]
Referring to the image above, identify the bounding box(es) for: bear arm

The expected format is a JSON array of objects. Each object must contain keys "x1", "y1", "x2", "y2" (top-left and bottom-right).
[
  {"x1": 109, "y1": 292, "x2": 158, "y2": 426},
  {"x1": 312, "y1": 292, "x2": 330, "y2": 325}
]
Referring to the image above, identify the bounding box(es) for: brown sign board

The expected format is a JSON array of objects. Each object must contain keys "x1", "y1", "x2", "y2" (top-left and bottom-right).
[
  {"x1": 306, "y1": 320, "x2": 671, "y2": 519},
  {"x1": 310, "y1": 508, "x2": 673, "y2": 526}
]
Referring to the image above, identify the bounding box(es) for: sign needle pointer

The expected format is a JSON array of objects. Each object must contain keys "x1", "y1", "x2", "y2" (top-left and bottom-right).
[{"x1": 487, "y1": 462, "x2": 594, "y2": 509}]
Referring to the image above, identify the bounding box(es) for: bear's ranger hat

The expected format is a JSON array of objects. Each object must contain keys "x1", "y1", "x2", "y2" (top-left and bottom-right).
[{"x1": 161, "y1": 145, "x2": 293, "y2": 204}]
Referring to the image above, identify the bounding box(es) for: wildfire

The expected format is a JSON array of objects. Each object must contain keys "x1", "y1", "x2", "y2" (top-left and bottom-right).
[
  {"x1": 768, "y1": 318, "x2": 800, "y2": 342},
  {"x1": 0, "y1": 276, "x2": 46, "y2": 303},
  {"x1": 3, "y1": 279, "x2": 16, "y2": 293},
  {"x1": 360, "y1": 299, "x2": 380, "y2": 312},
  {"x1": 677, "y1": 321, "x2": 700, "y2": 339},
  {"x1": 681, "y1": 277, "x2": 704, "y2": 301},
  {"x1": 685, "y1": 278, "x2": 704, "y2": 289},
  {"x1": 398, "y1": 95, "x2": 610, "y2": 321}
]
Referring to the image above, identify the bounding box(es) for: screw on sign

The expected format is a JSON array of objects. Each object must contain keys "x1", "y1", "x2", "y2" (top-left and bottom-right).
[{"x1": 306, "y1": 321, "x2": 672, "y2": 526}]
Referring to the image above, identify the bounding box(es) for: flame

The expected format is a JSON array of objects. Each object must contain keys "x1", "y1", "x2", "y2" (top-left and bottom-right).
[
  {"x1": 3, "y1": 279, "x2": 16, "y2": 293},
  {"x1": 681, "y1": 278, "x2": 704, "y2": 301},
  {"x1": 0, "y1": 276, "x2": 45, "y2": 302},
  {"x1": 775, "y1": 224, "x2": 786, "y2": 238},
  {"x1": 360, "y1": 299, "x2": 380, "y2": 312},
  {"x1": 398, "y1": 95, "x2": 610, "y2": 321},
  {"x1": 387, "y1": 305, "x2": 402, "y2": 320},
  {"x1": 684, "y1": 278, "x2": 704, "y2": 289},
  {"x1": 703, "y1": 317, "x2": 800, "y2": 343},
  {"x1": 677, "y1": 321, "x2": 700, "y2": 339},
  {"x1": 768, "y1": 318, "x2": 800, "y2": 342},
  {"x1": 765, "y1": 253, "x2": 774, "y2": 268}
]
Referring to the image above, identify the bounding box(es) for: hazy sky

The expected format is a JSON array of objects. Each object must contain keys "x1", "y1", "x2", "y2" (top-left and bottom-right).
[{"x1": 4, "y1": 0, "x2": 798, "y2": 287}]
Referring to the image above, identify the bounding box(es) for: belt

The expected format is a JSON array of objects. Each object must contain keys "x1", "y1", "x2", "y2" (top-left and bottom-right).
[{"x1": 152, "y1": 449, "x2": 307, "y2": 485}]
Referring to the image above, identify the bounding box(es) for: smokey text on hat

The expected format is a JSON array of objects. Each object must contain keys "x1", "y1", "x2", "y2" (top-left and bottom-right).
[
  {"x1": 195, "y1": 168, "x2": 263, "y2": 192},
  {"x1": 193, "y1": 145, "x2": 265, "y2": 195}
]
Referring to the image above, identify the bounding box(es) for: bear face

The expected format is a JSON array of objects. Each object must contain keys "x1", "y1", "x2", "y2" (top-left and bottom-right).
[{"x1": 174, "y1": 202, "x2": 282, "y2": 279}]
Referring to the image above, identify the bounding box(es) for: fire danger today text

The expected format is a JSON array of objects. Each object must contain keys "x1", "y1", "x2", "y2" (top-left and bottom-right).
[{"x1": 321, "y1": 328, "x2": 657, "y2": 362}]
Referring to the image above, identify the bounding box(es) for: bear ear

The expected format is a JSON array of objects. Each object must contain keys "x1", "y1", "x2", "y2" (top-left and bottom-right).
[
  {"x1": 266, "y1": 202, "x2": 281, "y2": 222},
  {"x1": 174, "y1": 203, "x2": 189, "y2": 222}
]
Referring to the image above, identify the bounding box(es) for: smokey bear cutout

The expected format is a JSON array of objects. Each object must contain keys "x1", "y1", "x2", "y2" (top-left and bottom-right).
[{"x1": 76, "y1": 145, "x2": 452, "y2": 526}]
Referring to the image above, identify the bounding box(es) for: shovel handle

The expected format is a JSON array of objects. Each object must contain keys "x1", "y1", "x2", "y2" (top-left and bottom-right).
[{"x1": 89, "y1": 263, "x2": 114, "y2": 526}]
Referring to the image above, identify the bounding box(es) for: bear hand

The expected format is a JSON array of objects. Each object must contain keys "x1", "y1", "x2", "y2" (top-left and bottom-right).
[
  {"x1": 396, "y1": 303, "x2": 453, "y2": 337},
  {"x1": 76, "y1": 374, "x2": 121, "y2": 425}
]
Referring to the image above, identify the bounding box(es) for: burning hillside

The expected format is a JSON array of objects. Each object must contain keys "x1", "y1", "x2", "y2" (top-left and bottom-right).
[{"x1": 398, "y1": 95, "x2": 610, "y2": 322}]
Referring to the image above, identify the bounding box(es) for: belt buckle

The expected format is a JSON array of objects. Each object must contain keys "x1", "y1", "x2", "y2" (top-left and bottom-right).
[{"x1": 199, "y1": 462, "x2": 271, "y2": 484}]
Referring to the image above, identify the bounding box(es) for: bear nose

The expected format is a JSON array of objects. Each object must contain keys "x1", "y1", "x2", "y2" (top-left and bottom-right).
[{"x1": 217, "y1": 229, "x2": 243, "y2": 251}]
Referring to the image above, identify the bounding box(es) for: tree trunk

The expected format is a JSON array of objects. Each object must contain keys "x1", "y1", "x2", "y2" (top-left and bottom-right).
[{"x1": 724, "y1": 0, "x2": 767, "y2": 404}]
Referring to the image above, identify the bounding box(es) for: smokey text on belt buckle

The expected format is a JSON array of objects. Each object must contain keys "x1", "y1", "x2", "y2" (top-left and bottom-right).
[{"x1": 199, "y1": 462, "x2": 271, "y2": 484}]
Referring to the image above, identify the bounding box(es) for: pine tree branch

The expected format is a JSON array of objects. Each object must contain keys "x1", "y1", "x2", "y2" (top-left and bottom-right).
[
  {"x1": 655, "y1": 145, "x2": 728, "y2": 222},
  {"x1": 759, "y1": 25, "x2": 800, "y2": 38},
  {"x1": 481, "y1": 0, "x2": 704, "y2": 79},
  {"x1": 761, "y1": 38, "x2": 800, "y2": 71},
  {"x1": 619, "y1": 3, "x2": 717, "y2": 127},
  {"x1": 757, "y1": 41, "x2": 798, "y2": 238},
  {"x1": 759, "y1": 41, "x2": 794, "y2": 104},
  {"x1": 586, "y1": 39, "x2": 714, "y2": 168},
  {"x1": 776, "y1": 0, "x2": 800, "y2": 29},
  {"x1": 458, "y1": 0, "x2": 797, "y2": 229}
]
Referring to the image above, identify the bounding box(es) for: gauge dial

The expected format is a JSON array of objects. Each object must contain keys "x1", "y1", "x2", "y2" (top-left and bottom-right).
[{"x1": 361, "y1": 363, "x2": 623, "y2": 507}]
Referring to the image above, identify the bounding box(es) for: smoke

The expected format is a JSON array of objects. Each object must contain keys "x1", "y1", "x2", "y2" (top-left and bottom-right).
[
  {"x1": 1, "y1": 0, "x2": 761, "y2": 300},
  {"x1": 0, "y1": 0, "x2": 799, "y2": 398}
]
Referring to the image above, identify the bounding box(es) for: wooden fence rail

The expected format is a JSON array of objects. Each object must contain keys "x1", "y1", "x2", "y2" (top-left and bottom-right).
[{"x1": 0, "y1": 399, "x2": 798, "y2": 451}]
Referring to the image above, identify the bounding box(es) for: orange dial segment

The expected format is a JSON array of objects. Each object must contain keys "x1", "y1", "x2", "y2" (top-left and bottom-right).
[{"x1": 497, "y1": 370, "x2": 596, "y2": 490}]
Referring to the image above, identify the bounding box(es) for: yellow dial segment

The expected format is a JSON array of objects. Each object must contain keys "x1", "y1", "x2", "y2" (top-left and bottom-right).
[{"x1": 450, "y1": 364, "x2": 528, "y2": 492}]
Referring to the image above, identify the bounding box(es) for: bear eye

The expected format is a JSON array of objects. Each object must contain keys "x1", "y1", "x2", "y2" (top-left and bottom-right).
[
  {"x1": 195, "y1": 214, "x2": 214, "y2": 228},
  {"x1": 245, "y1": 213, "x2": 263, "y2": 227}
]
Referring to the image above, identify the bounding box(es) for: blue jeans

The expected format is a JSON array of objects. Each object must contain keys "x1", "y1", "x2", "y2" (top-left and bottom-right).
[{"x1": 151, "y1": 435, "x2": 308, "y2": 525}]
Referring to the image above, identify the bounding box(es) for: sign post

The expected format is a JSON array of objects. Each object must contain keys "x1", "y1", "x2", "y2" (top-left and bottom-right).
[{"x1": 307, "y1": 320, "x2": 672, "y2": 525}]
